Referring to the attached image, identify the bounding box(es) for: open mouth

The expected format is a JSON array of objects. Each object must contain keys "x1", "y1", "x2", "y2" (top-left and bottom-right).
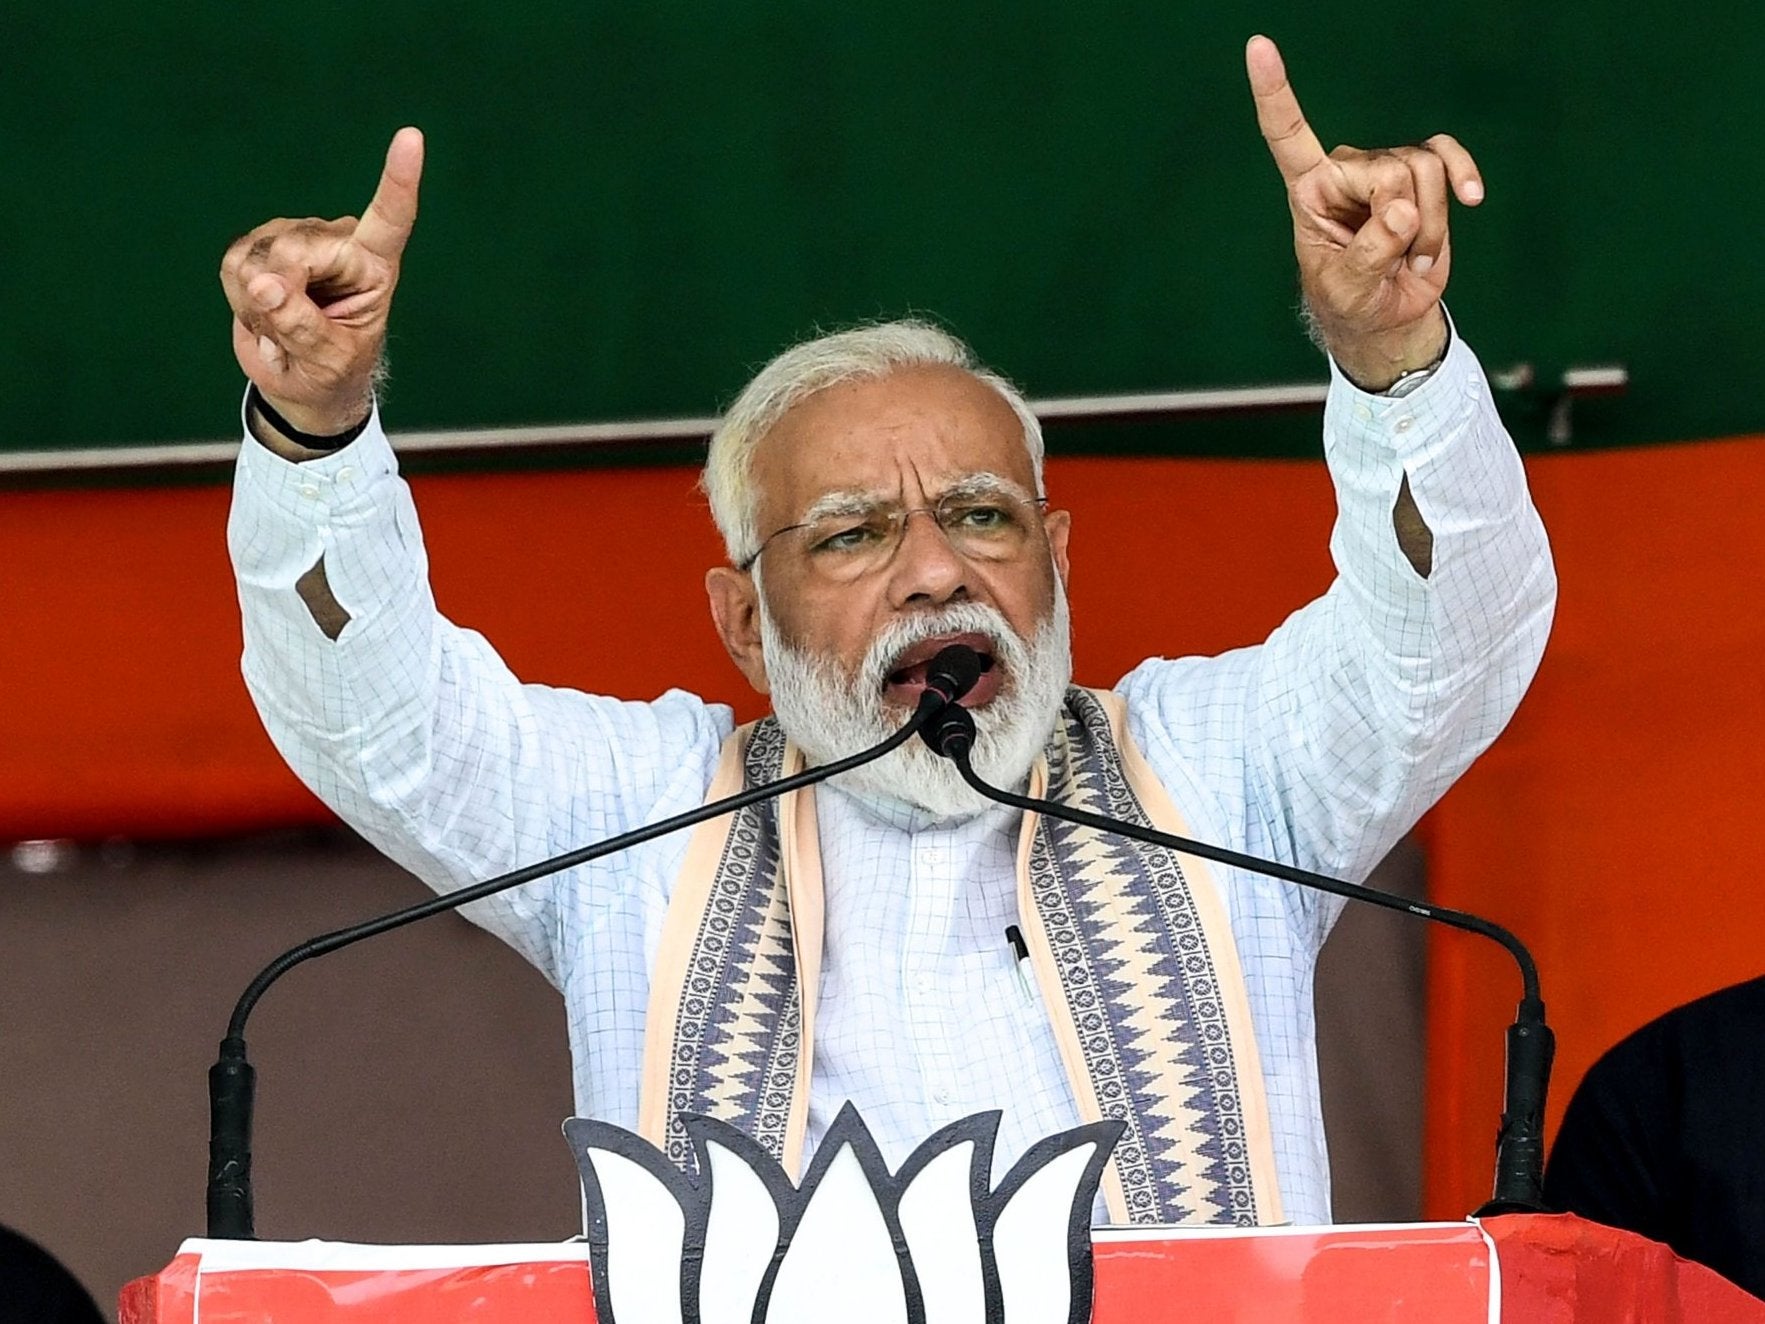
[{"x1": 881, "y1": 631, "x2": 1002, "y2": 708}]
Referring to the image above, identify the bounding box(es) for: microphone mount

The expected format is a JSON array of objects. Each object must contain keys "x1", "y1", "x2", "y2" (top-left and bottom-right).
[
  {"x1": 927, "y1": 701, "x2": 1554, "y2": 1216},
  {"x1": 205, "y1": 646, "x2": 983, "y2": 1240}
]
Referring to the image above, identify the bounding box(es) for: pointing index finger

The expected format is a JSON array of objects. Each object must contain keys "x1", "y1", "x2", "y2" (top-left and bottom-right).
[
  {"x1": 1246, "y1": 35, "x2": 1326, "y2": 184},
  {"x1": 353, "y1": 126, "x2": 425, "y2": 261}
]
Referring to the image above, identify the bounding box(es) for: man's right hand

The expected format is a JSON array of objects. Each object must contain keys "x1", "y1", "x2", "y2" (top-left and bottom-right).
[{"x1": 220, "y1": 127, "x2": 424, "y2": 443}]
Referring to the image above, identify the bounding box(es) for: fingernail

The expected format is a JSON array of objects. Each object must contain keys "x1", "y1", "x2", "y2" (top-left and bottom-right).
[
  {"x1": 1463, "y1": 181, "x2": 1485, "y2": 203},
  {"x1": 1411, "y1": 254, "x2": 1435, "y2": 275},
  {"x1": 251, "y1": 278, "x2": 286, "y2": 311},
  {"x1": 257, "y1": 334, "x2": 282, "y2": 365}
]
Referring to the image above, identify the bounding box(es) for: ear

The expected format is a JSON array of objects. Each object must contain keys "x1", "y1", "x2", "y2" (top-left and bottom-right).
[
  {"x1": 1044, "y1": 507, "x2": 1073, "y2": 587},
  {"x1": 706, "y1": 566, "x2": 771, "y2": 695}
]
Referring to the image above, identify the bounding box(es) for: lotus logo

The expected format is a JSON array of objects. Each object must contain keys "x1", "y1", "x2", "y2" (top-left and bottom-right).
[{"x1": 565, "y1": 1105, "x2": 1123, "y2": 1324}]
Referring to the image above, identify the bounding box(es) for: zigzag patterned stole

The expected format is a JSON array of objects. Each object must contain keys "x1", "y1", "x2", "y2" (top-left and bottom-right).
[
  {"x1": 637, "y1": 689, "x2": 1281, "y2": 1225},
  {"x1": 1016, "y1": 689, "x2": 1282, "y2": 1227},
  {"x1": 636, "y1": 717, "x2": 825, "y2": 1176}
]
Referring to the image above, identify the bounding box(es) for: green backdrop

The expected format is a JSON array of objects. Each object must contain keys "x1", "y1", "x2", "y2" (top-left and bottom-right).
[{"x1": 5, "y1": 2, "x2": 1760, "y2": 461}]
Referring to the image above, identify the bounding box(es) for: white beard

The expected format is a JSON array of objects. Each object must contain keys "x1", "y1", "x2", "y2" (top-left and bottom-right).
[{"x1": 758, "y1": 583, "x2": 1073, "y2": 821}]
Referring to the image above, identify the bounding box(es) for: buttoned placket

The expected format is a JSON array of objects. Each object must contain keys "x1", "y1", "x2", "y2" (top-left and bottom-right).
[{"x1": 286, "y1": 452, "x2": 366, "y2": 544}]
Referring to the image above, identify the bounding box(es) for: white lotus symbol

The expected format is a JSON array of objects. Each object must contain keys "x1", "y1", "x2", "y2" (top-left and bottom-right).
[{"x1": 565, "y1": 1105, "x2": 1123, "y2": 1324}]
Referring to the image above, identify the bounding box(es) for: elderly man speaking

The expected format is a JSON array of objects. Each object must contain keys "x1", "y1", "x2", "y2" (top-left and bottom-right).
[{"x1": 219, "y1": 37, "x2": 1554, "y2": 1227}]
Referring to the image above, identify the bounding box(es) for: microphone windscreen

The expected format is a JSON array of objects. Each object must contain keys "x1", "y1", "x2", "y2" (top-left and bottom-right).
[{"x1": 923, "y1": 644, "x2": 985, "y2": 704}]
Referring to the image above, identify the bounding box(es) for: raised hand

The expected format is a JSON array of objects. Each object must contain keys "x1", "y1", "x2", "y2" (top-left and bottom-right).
[
  {"x1": 219, "y1": 128, "x2": 424, "y2": 438},
  {"x1": 1246, "y1": 36, "x2": 1483, "y2": 390}
]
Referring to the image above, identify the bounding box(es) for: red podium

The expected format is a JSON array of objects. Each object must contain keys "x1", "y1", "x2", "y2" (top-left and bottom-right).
[{"x1": 121, "y1": 1215, "x2": 1760, "y2": 1323}]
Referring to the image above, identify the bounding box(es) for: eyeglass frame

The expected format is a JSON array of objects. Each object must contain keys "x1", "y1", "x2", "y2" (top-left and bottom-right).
[{"x1": 735, "y1": 474, "x2": 1052, "y2": 574}]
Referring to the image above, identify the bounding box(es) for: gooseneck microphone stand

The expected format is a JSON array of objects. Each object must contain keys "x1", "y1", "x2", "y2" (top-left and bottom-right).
[
  {"x1": 206, "y1": 648, "x2": 986, "y2": 1240},
  {"x1": 918, "y1": 694, "x2": 1554, "y2": 1216}
]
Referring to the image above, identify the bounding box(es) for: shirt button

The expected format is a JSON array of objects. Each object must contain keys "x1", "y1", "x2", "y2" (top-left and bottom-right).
[
  {"x1": 918, "y1": 846, "x2": 945, "y2": 866},
  {"x1": 914, "y1": 973, "x2": 933, "y2": 994},
  {"x1": 298, "y1": 483, "x2": 320, "y2": 500},
  {"x1": 1394, "y1": 416, "x2": 1414, "y2": 433},
  {"x1": 934, "y1": 1088, "x2": 953, "y2": 1105},
  {"x1": 336, "y1": 466, "x2": 355, "y2": 482}
]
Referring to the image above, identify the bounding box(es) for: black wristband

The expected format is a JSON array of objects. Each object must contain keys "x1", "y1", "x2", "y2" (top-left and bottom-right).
[{"x1": 247, "y1": 386, "x2": 371, "y2": 453}]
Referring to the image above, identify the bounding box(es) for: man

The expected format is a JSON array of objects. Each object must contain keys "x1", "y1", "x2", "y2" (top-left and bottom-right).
[
  {"x1": 1545, "y1": 976, "x2": 1765, "y2": 1299},
  {"x1": 220, "y1": 37, "x2": 1554, "y2": 1226}
]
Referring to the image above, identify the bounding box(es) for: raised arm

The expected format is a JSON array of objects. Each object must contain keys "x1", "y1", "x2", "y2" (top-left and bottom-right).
[
  {"x1": 1123, "y1": 39, "x2": 1555, "y2": 942},
  {"x1": 220, "y1": 133, "x2": 729, "y2": 976}
]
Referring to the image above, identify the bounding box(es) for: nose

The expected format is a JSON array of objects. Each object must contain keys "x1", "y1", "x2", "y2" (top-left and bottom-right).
[{"x1": 885, "y1": 507, "x2": 970, "y2": 608}]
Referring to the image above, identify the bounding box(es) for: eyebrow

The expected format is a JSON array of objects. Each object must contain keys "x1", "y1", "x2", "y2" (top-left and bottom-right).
[
  {"x1": 797, "y1": 488, "x2": 885, "y2": 524},
  {"x1": 940, "y1": 471, "x2": 1035, "y2": 502},
  {"x1": 794, "y1": 472, "x2": 1036, "y2": 524}
]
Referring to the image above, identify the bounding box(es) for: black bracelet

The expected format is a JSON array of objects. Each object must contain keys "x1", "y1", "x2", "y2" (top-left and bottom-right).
[{"x1": 247, "y1": 385, "x2": 371, "y2": 452}]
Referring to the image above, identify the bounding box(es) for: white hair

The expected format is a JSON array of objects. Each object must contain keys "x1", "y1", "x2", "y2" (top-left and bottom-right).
[{"x1": 701, "y1": 319, "x2": 1045, "y2": 566}]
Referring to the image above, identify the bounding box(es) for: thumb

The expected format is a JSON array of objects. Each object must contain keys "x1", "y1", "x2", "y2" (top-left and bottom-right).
[
  {"x1": 353, "y1": 127, "x2": 424, "y2": 261},
  {"x1": 1341, "y1": 198, "x2": 1419, "y2": 280}
]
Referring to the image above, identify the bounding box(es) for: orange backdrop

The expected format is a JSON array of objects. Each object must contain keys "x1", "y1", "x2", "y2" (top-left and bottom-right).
[{"x1": 5, "y1": 438, "x2": 1763, "y2": 1217}]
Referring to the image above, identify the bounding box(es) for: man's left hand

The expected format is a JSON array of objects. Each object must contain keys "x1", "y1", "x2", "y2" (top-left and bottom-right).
[{"x1": 1246, "y1": 35, "x2": 1484, "y2": 390}]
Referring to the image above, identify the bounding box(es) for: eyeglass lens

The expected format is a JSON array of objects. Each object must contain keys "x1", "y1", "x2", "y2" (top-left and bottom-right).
[{"x1": 790, "y1": 494, "x2": 1041, "y2": 579}]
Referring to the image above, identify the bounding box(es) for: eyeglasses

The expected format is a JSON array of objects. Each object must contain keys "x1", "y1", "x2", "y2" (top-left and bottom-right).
[{"x1": 739, "y1": 489, "x2": 1050, "y2": 582}]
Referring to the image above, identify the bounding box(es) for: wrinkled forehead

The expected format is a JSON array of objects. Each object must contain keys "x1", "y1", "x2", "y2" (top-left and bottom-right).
[{"x1": 749, "y1": 365, "x2": 1037, "y2": 523}]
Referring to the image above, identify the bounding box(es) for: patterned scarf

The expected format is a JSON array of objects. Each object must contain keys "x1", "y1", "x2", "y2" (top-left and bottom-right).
[{"x1": 637, "y1": 687, "x2": 1283, "y2": 1226}]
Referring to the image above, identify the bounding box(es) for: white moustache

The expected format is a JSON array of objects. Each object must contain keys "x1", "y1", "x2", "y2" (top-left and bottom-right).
[
  {"x1": 859, "y1": 603, "x2": 1023, "y2": 705},
  {"x1": 760, "y1": 590, "x2": 1073, "y2": 821}
]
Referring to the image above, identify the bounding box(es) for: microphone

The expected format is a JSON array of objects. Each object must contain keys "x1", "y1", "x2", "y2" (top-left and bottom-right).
[
  {"x1": 206, "y1": 645, "x2": 984, "y2": 1240},
  {"x1": 922, "y1": 692, "x2": 1554, "y2": 1217},
  {"x1": 922, "y1": 644, "x2": 986, "y2": 707}
]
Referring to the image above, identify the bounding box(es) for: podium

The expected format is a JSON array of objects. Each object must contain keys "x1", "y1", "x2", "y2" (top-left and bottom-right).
[{"x1": 121, "y1": 1215, "x2": 1761, "y2": 1323}]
